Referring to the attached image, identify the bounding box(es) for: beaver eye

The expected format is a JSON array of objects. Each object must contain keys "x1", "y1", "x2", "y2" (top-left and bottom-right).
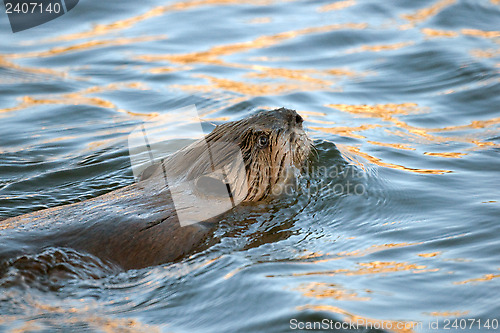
[{"x1": 257, "y1": 134, "x2": 269, "y2": 148}]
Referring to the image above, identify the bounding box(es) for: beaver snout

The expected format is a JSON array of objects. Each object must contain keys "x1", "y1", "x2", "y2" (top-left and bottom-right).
[
  {"x1": 279, "y1": 108, "x2": 304, "y2": 129},
  {"x1": 294, "y1": 113, "x2": 304, "y2": 127}
]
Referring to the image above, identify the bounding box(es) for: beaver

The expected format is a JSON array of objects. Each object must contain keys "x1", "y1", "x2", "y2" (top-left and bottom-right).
[{"x1": 0, "y1": 108, "x2": 312, "y2": 270}]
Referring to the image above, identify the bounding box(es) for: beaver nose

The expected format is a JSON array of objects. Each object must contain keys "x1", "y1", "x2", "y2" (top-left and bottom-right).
[
  {"x1": 277, "y1": 108, "x2": 304, "y2": 129},
  {"x1": 295, "y1": 113, "x2": 303, "y2": 126},
  {"x1": 289, "y1": 111, "x2": 303, "y2": 128}
]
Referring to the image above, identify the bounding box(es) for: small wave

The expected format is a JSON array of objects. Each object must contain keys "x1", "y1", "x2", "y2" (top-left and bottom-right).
[{"x1": 0, "y1": 247, "x2": 120, "y2": 292}]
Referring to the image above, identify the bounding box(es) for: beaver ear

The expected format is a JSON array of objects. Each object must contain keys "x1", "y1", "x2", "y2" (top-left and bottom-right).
[{"x1": 195, "y1": 175, "x2": 230, "y2": 198}]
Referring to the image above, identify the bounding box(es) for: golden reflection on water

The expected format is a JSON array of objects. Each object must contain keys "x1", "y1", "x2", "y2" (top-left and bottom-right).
[
  {"x1": 296, "y1": 305, "x2": 418, "y2": 333},
  {"x1": 421, "y1": 28, "x2": 459, "y2": 38},
  {"x1": 41, "y1": 0, "x2": 274, "y2": 43},
  {"x1": 8, "y1": 36, "x2": 166, "y2": 59},
  {"x1": 461, "y1": 29, "x2": 500, "y2": 39},
  {"x1": 322, "y1": 103, "x2": 500, "y2": 167},
  {"x1": 23, "y1": 95, "x2": 116, "y2": 109},
  {"x1": 295, "y1": 282, "x2": 371, "y2": 301},
  {"x1": 174, "y1": 74, "x2": 340, "y2": 97},
  {"x1": 345, "y1": 145, "x2": 452, "y2": 174},
  {"x1": 6, "y1": 314, "x2": 160, "y2": 333},
  {"x1": 424, "y1": 152, "x2": 466, "y2": 158},
  {"x1": 311, "y1": 124, "x2": 380, "y2": 139},
  {"x1": 422, "y1": 27, "x2": 500, "y2": 40},
  {"x1": 366, "y1": 141, "x2": 416, "y2": 151},
  {"x1": 430, "y1": 116, "x2": 500, "y2": 132},
  {"x1": 296, "y1": 242, "x2": 422, "y2": 264},
  {"x1": 167, "y1": 63, "x2": 354, "y2": 95},
  {"x1": 246, "y1": 67, "x2": 340, "y2": 85},
  {"x1": 148, "y1": 65, "x2": 193, "y2": 74},
  {"x1": 247, "y1": 17, "x2": 272, "y2": 24},
  {"x1": 401, "y1": 0, "x2": 456, "y2": 26},
  {"x1": 0, "y1": 81, "x2": 155, "y2": 153},
  {"x1": 470, "y1": 48, "x2": 500, "y2": 58},
  {"x1": 453, "y1": 270, "x2": 500, "y2": 285},
  {"x1": 292, "y1": 261, "x2": 438, "y2": 277},
  {"x1": 0, "y1": 289, "x2": 161, "y2": 332},
  {"x1": 418, "y1": 252, "x2": 441, "y2": 258},
  {"x1": 0, "y1": 55, "x2": 68, "y2": 80},
  {"x1": 290, "y1": 248, "x2": 445, "y2": 333},
  {"x1": 328, "y1": 103, "x2": 420, "y2": 118},
  {"x1": 317, "y1": 0, "x2": 355, "y2": 12},
  {"x1": 0, "y1": 82, "x2": 149, "y2": 116},
  {"x1": 424, "y1": 311, "x2": 469, "y2": 317},
  {"x1": 1, "y1": 36, "x2": 164, "y2": 82},
  {"x1": 358, "y1": 42, "x2": 415, "y2": 53},
  {"x1": 138, "y1": 23, "x2": 367, "y2": 66}
]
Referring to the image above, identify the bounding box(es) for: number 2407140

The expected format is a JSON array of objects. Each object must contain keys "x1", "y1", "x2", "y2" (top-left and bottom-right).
[
  {"x1": 443, "y1": 319, "x2": 498, "y2": 330},
  {"x1": 5, "y1": 2, "x2": 61, "y2": 14}
]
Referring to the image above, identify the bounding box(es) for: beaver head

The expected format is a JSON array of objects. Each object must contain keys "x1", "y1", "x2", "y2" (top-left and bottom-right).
[{"x1": 157, "y1": 108, "x2": 312, "y2": 204}]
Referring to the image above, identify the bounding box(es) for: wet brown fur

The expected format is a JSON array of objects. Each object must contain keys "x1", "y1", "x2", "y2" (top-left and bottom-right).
[{"x1": 0, "y1": 108, "x2": 311, "y2": 270}]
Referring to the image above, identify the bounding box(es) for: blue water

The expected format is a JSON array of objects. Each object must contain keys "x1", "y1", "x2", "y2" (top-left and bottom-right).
[{"x1": 0, "y1": 0, "x2": 499, "y2": 332}]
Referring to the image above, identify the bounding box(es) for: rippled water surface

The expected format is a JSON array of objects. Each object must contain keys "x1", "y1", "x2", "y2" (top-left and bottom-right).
[{"x1": 1, "y1": 0, "x2": 499, "y2": 332}]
